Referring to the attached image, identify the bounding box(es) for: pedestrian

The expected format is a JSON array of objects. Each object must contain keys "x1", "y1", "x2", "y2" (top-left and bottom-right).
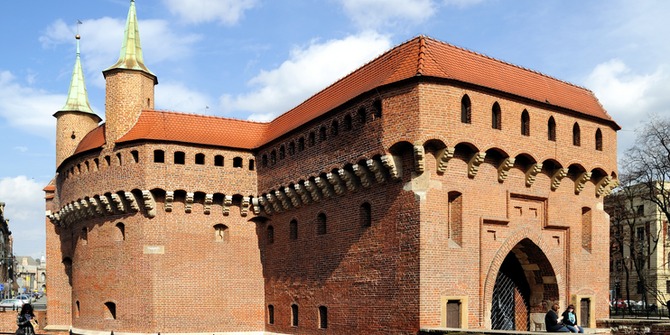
[
  {"x1": 16, "y1": 303, "x2": 36, "y2": 335},
  {"x1": 545, "y1": 302, "x2": 570, "y2": 332},
  {"x1": 561, "y1": 304, "x2": 583, "y2": 333}
]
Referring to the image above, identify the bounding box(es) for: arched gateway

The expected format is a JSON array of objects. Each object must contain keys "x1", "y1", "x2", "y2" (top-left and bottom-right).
[{"x1": 490, "y1": 238, "x2": 558, "y2": 331}]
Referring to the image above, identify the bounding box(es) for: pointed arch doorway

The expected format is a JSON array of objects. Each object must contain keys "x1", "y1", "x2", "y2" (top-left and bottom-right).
[{"x1": 490, "y1": 238, "x2": 558, "y2": 331}]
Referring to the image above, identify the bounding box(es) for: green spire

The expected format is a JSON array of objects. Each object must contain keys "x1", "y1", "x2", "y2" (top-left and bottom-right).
[
  {"x1": 104, "y1": 0, "x2": 156, "y2": 80},
  {"x1": 58, "y1": 34, "x2": 97, "y2": 116}
]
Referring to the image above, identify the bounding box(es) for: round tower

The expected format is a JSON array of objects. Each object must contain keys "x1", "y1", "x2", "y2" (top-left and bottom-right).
[
  {"x1": 54, "y1": 34, "x2": 102, "y2": 168},
  {"x1": 102, "y1": 0, "x2": 157, "y2": 145}
]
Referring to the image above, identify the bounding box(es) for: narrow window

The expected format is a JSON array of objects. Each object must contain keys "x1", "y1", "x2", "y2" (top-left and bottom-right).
[
  {"x1": 105, "y1": 155, "x2": 111, "y2": 166},
  {"x1": 358, "y1": 107, "x2": 367, "y2": 125},
  {"x1": 319, "y1": 126, "x2": 327, "y2": 141},
  {"x1": 582, "y1": 207, "x2": 592, "y2": 252},
  {"x1": 291, "y1": 304, "x2": 299, "y2": 327},
  {"x1": 448, "y1": 191, "x2": 463, "y2": 246},
  {"x1": 154, "y1": 150, "x2": 165, "y2": 163},
  {"x1": 290, "y1": 219, "x2": 298, "y2": 240},
  {"x1": 262, "y1": 154, "x2": 268, "y2": 167},
  {"x1": 76, "y1": 301, "x2": 80, "y2": 318},
  {"x1": 215, "y1": 155, "x2": 224, "y2": 166},
  {"x1": 174, "y1": 151, "x2": 185, "y2": 164},
  {"x1": 288, "y1": 142, "x2": 295, "y2": 156},
  {"x1": 195, "y1": 153, "x2": 205, "y2": 165},
  {"x1": 344, "y1": 114, "x2": 353, "y2": 131},
  {"x1": 461, "y1": 94, "x2": 472, "y2": 124},
  {"x1": 214, "y1": 224, "x2": 229, "y2": 242},
  {"x1": 116, "y1": 153, "x2": 122, "y2": 166},
  {"x1": 521, "y1": 109, "x2": 530, "y2": 136},
  {"x1": 298, "y1": 137, "x2": 305, "y2": 152},
  {"x1": 104, "y1": 302, "x2": 116, "y2": 319},
  {"x1": 573, "y1": 122, "x2": 581, "y2": 146},
  {"x1": 270, "y1": 151, "x2": 277, "y2": 165},
  {"x1": 115, "y1": 222, "x2": 125, "y2": 241},
  {"x1": 248, "y1": 159, "x2": 255, "y2": 171},
  {"x1": 131, "y1": 150, "x2": 139, "y2": 163},
  {"x1": 267, "y1": 226, "x2": 274, "y2": 244},
  {"x1": 308, "y1": 132, "x2": 316, "y2": 146},
  {"x1": 373, "y1": 99, "x2": 382, "y2": 119},
  {"x1": 491, "y1": 102, "x2": 501, "y2": 129},
  {"x1": 548, "y1": 116, "x2": 556, "y2": 141},
  {"x1": 595, "y1": 128, "x2": 603, "y2": 151},
  {"x1": 81, "y1": 227, "x2": 88, "y2": 246},
  {"x1": 85, "y1": 161, "x2": 90, "y2": 172},
  {"x1": 360, "y1": 202, "x2": 372, "y2": 227},
  {"x1": 318, "y1": 306, "x2": 328, "y2": 329},
  {"x1": 317, "y1": 213, "x2": 327, "y2": 235},
  {"x1": 268, "y1": 305, "x2": 275, "y2": 325},
  {"x1": 279, "y1": 145, "x2": 286, "y2": 159},
  {"x1": 233, "y1": 157, "x2": 243, "y2": 168},
  {"x1": 94, "y1": 158, "x2": 100, "y2": 170},
  {"x1": 331, "y1": 120, "x2": 339, "y2": 136}
]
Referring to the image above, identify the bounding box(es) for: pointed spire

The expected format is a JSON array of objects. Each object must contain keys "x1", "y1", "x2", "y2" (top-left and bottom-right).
[
  {"x1": 104, "y1": 0, "x2": 157, "y2": 82},
  {"x1": 57, "y1": 34, "x2": 98, "y2": 117}
]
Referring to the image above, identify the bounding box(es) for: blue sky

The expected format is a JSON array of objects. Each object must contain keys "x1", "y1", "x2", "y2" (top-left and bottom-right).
[{"x1": 1, "y1": 0, "x2": 668, "y2": 258}]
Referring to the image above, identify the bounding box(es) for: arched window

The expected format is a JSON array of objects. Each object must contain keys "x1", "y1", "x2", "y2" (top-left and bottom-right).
[
  {"x1": 115, "y1": 222, "x2": 125, "y2": 241},
  {"x1": 174, "y1": 151, "x2": 185, "y2": 164},
  {"x1": 233, "y1": 157, "x2": 243, "y2": 168},
  {"x1": 214, "y1": 224, "x2": 229, "y2": 242},
  {"x1": 215, "y1": 155, "x2": 224, "y2": 166},
  {"x1": 308, "y1": 132, "x2": 316, "y2": 146},
  {"x1": 288, "y1": 141, "x2": 296, "y2": 156},
  {"x1": 595, "y1": 128, "x2": 603, "y2": 151},
  {"x1": 248, "y1": 159, "x2": 255, "y2": 171},
  {"x1": 279, "y1": 145, "x2": 286, "y2": 160},
  {"x1": 319, "y1": 306, "x2": 328, "y2": 329},
  {"x1": 267, "y1": 226, "x2": 274, "y2": 244},
  {"x1": 195, "y1": 153, "x2": 205, "y2": 165},
  {"x1": 461, "y1": 94, "x2": 472, "y2": 124},
  {"x1": 262, "y1": 154, "x2": 268, "y2": 167},
  {"x1": 298, "y1": 137, "x2": 305, "y2": 152},
  {"x1": 573, "y1": 122, "x2": 581, "y2": 146},
  {"x1": 319, "y1": 126, "x2": 327, "y2": 141},
  {"x1": 521, "y1": 110, "x2": 530, "y2": 136},
  {"x1": 291, "y1": 304, "x2": 299, "y2": 327},
  {"x1": 104, "y1": 302, "x2": 116, "y2": 319},
  {"x1": 270, "y1": 151, "x2": 277, "y2": 165},
  {"x1": 290, "y1": 219, "x2": 298, "y2": 240},
  {"x1": 331, "y1": 120, "x2": 339, "y2": 137},
  {"x1": 317, "y1": 213, "x2": 327, "y2": 235},
  {"x1": 131, "y1": 150, "x2": 139, "y2": 163},
  {"x1": 491, "y1": 102, "x2": 501, "y2": 129},
  {"x1": 344, "y1": 114, "x2": 353, "y2": 131},
  {"x1": 155, "y1": 150, "x2": 165, "y2": 165},
  {"x1": 548, "y1": 116, "x2": 556, "y2": 141},
  {"x1": 448, "y1": 191, "x2": 463, "y2": 246},
  {"x1": 358, "y1": 107, "x2": 367, "y2": 125},
  {"x1": 360, "y1": 202, "x2": 372, "y2": 227},
  {"x1": 373, "y1": 99, "x2": 382, "y2": 119}
]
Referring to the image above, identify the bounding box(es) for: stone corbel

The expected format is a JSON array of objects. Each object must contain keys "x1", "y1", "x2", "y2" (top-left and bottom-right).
[
  {"x1": 266, "y1": 193, "x2": 282, "y2": 213},
  {"x1": 111, "y1": 193, "x2": 125, "y2": 212},
  {"x1": 381, "y1": 154, "x2": 402, "y2": 180},
  {"x1": 165, "y1": 191, "x2": 174, "y2": 212},
  {"x1": 251, "y1": 197, "x2": 261, "y2": 215},
  {"x1": 284, "y1": 186, "x2": 301, "y2": 208},
  {"x1": 304, "y1": 180, "x2": 321, "y2": 202},
  {"x1": 315, "y1": 177, "x2": 334, "y2": 198},
  {"x1": 203, "y1": 194, "x2": 213, "y2": 215},
  {"x1": 326, "y1": 172, "x2": 345, "y2": 196},
  {"x1": 72, "y1": 201, "x2": 82, "y2": 220},
  {"x1": 604, "y1": 179, "x2": 619, "y2": 196},
  {"x1": 436, "y1": 147, "x2": 455, "y2": 173},
  {"x1": 241, "y1": 197, "x2": 250, "y2": 217},
  {"x1": 468, "y1": 152, "x2": 487, "y2": 178},
  {"x1": 366, "y1": 158, "x2": 387, "y2": 183},
  {"x1": 294, "y1": 183, "x2": 312, "y2": 205},
  {"x1": 99, "y1": 195, "x2": 113, "y2": 214},
  {"x1": 413, "y1": 145, "x2": 425, "y2": 174},
  {"x1": 223, "y1": 195, "x2": 233, "y2": 215},
  {"x1": 79, "y1": 199, "x2": 93, "y2": 219},
  {"x1": 124, "y1": 192, "x2": 140, "y2": 212},
  {"x1": 550, "y1": 168, "x2": 569, "y2": 191},
  {"x1": 525, "y1": 163, "x2": 543, "y2": 187},
  {"x1": 89, "y1": 197, "x2": 103, "y2": 216},
  {"x1": 274, "y1": 190, "x2": 291, "y2": 210},
  {"x1": 352, "y1": 164, "x2": 372, "y2": 188},
  {"x1": 497, "y1": 157, "x2": 515, "y2": 182},
  {"x1": 595, "y1": 176, "x2": 612, "y2": 197},
  {"x1": 257, "y1": 196, "x2": 272, "y2": 215},
  {"x1": 338, "y1": 168, "x2": 358, "y2": 192},
  {"x1": 142, "y1": 190, "x2": 156, "y2": 218},
  {"x1": 185, "y1": 192, "x2": 194, "y2": 213},
  {"x1": 575, "y1": 172, "x2": 592, "y2": 194}
]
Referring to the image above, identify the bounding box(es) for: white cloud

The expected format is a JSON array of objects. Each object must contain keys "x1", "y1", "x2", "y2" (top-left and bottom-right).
[
  {"x1": 340, "y1": 0, "x2": 436, "y2": 29},
  {"x1": 155, "y1": 82, "x2": 213, "y2": 114},
  {"x1": 0, "y1": 71, "x2": 59, "y2": 139},
  {"x1": 0, "y1": 176, "x2": 46, "y2": 258},
  {"x1": 163, "y1": 0, "x2": 258, "y2": 25},
  {"x1": 220, "y1": 32, "x2": 392, "y2": 121},
  {"x1": 442, "y1": 0, "x2": 485, "y2": 7}
]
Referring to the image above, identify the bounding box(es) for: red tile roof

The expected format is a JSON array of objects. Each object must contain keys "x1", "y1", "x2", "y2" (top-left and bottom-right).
[
  {"x1": 76, "y1": 35, "x2": 618, "y2": 155},
  {"x1": 74, "y1": 124, "x2": 106, "y2": 155}
]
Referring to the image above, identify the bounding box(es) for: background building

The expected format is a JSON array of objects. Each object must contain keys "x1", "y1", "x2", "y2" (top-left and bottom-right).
[
  {"x1": 45, "y1": 2, "x2": 619, "y2": 334},
  {"x1": 0, "y1": 202, "x2": 15, "y2": 299},
  {"x1": 15, "y1": 256, "x2": 46, "y2": 295}
]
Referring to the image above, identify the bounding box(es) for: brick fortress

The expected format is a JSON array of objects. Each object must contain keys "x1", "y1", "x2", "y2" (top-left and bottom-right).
[{"x1": 44, "y1": 1, "x2": 620, "y2": 334}]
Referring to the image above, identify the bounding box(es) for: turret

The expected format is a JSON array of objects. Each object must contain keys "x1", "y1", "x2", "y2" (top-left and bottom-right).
[
  {"x1": 102, "y1": 0, "x2": 157, "y2": 145},
  {"x1": 54, "y1": 34, "x2": 102, "y2": 168}
]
